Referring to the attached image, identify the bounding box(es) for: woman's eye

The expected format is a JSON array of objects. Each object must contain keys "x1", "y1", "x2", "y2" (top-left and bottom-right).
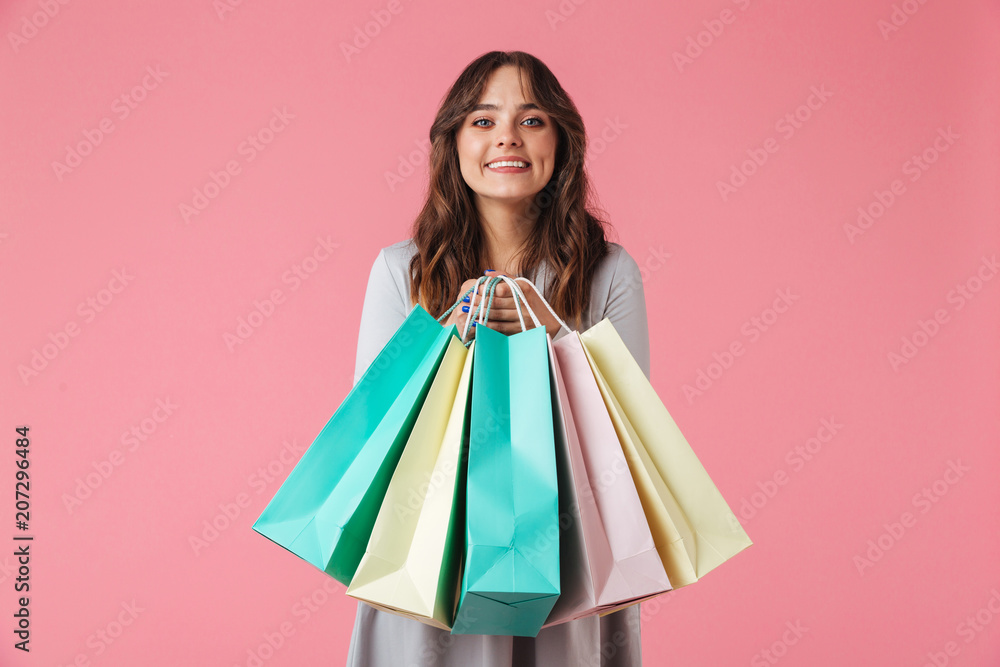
[{"x1": 471, "y1": 116, "x2": 545, "y2": 128}]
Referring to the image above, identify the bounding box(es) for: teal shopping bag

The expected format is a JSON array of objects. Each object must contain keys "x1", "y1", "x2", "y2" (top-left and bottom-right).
[
  {"x1": 253, "y1": 304, "x2": 458, "y2": 585},
  {"x1": 452, "y1": 323, "x2": 561, "y2": 637}
]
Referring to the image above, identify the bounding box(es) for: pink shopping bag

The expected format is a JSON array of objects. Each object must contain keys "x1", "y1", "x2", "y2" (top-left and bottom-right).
[{"x1": 540, "y1": 331, "x2": 673, "y2": 628}]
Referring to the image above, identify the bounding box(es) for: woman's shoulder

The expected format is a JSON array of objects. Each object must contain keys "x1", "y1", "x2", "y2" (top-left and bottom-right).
[
  {"x1": 377, "y1": 238, "x2": 417, "y2": 267},
  {"x1": 604, "y1": 240, "x2": 627, "y2": 263},
  {"x1": 596, "y1": 240, "x2": 641, "y2": 283},
  {"x1": 362, "y1": 239, "x2": 416, "y2": 306}
]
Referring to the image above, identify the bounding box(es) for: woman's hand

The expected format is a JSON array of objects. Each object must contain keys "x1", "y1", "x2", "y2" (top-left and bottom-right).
[
  {"x1": 476, "y1": 270, "x2": 561, "y2": 336},
  {"x1": 440, "y1": 277, "x2": 492, "y2": 339}
]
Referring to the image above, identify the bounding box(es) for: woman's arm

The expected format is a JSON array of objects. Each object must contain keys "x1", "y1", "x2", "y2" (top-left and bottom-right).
[
  {"x1": 353, "y1": 248, "x2": 409, "y2": 387},
  {"x1": 602, "y1": 246, "x2": 652, "y2": 380}
]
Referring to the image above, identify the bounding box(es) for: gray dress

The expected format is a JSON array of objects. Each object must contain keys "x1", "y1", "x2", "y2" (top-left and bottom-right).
[{"x1": 346, "y1": 238, "x2": 651, "y2": 667}]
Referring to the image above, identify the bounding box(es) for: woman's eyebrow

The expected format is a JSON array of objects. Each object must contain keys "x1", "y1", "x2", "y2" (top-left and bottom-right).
[{"x1": 470, "y1": 102, "x2": 541, "y2": 112}]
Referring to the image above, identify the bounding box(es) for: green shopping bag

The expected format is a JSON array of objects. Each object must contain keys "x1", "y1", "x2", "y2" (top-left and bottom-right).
[
  {"x1": 452, "y1": 278, "x2": 561, "y2": 637},
  {"x1": 253, "y1": 304, "x2": 458, "y2": 585}
]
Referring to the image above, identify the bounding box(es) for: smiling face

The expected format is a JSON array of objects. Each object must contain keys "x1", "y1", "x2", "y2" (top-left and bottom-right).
[{"x1": 455, "y1": 65, "x2": 558, "y2": 212}]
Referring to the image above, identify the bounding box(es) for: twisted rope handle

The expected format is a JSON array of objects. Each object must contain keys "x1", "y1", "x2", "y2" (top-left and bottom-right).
[
  {"x1": 436, "y1": 275, "x2": 526, "y2": 340},
  {"x1": 464, "y1": 276, "x2": 501, "y2": 341},
  {"x1": 437, "y1": 276, "x2": 492, "y2": 347}
]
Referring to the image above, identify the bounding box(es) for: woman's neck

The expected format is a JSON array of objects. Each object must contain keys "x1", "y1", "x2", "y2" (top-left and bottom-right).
[{"x1": 477, "y1": 197, "x2": 536, "y2": 275}]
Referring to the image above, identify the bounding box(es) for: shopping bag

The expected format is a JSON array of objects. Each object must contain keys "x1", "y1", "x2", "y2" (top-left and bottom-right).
[
  {"x1": 541, "y1": 332, "x2": 673, "y2": 628},
  {"x1": 452, "y1": 316, "x2": 561, "y2": 637},
  {"x1": 346, "y1": 337, "x2": 474, "y2": 630},
  {"x1": 580, "y1": 319, "x2": 753, "y2": 586},
  {"x1": 252, "y1": 304, "x2": 459, "y2": 585}
]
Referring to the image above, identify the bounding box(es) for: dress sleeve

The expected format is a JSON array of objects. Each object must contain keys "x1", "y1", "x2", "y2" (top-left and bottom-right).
[
  {"x1": 353, "y1": 248, "x2": 410, "y2": 387},
  {"x1": 603, "y1": 247, "x2": 652, "y2": 381}
]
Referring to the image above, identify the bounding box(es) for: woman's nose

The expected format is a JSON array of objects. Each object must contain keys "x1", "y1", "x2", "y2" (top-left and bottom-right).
[{"x1": 496, "y1": 124, "x2": 522, "y2": 146}]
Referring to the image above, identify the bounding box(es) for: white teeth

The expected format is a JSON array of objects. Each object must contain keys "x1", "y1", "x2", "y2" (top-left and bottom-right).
[{"x1": 487, "y1": 161, "x2": 529, "y2": 168}]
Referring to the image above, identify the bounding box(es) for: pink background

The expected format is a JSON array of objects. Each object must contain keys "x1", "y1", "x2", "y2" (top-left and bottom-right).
[{"x1": 2, "y1": 0, "x2": 998, "y2": 665}]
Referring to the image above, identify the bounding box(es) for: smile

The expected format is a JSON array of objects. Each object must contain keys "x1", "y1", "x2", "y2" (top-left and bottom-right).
[{"x1": 486, "y1": 160, "x2": 531, "y2": 171}]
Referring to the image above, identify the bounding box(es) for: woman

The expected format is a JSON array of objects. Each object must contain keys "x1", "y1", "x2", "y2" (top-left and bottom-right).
[{"x1": 348, "y1": 50, "x2": 650, "y2": 667}]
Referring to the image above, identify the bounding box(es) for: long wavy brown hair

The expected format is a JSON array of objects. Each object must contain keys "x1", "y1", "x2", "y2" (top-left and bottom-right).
[{"x1": 407, "y1": 50, "x2": 612, "y2": 330}]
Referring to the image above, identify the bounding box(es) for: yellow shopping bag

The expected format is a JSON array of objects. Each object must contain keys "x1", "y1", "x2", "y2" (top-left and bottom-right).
[
  {"x1": 346, "y1": 337, "x2": 474, "y2": 629},
  {"x1": 580, "y1": 319, "x2": 752, "y2": 587}
]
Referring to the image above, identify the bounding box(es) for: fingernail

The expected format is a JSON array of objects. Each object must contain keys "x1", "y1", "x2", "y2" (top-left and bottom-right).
[
  {"x1": 472, "y1": 322, "x2": 477, "y2": 327},
  {"x1": 462, "y1": 296, "x2": 470, "y2": 302},
  {"x1": 461, "y1": 305, "x2": 469, "y2": 312},
  {"x1": 485, "y1": 269, "x2": 494, "y2": 273}
]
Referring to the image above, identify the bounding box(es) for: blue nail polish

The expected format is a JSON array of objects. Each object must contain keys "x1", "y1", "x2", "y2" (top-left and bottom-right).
[
  {"x1": 462, "y1": 296, "x2": 470, "y2": 302},
  {"x1": 485, "y1": 269, "x2": 494, "y2": 273},
  {"x1": 472, "y1": 322, "x2": 477, "y2": 327},
  {"x1": 462, "y1": 305, "x2": 469, "y2": 312}
]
